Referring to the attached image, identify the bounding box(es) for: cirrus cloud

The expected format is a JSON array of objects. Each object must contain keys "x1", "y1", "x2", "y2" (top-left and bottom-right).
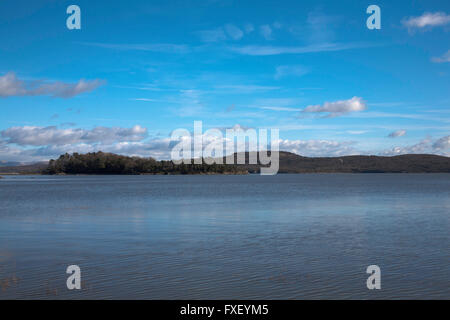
[
  {"x1": 229, "y1": 42, "x2": 380, "y2": 56},
  {"x1": 275, "y1": 65, "x2": 309, "y2": 80}
]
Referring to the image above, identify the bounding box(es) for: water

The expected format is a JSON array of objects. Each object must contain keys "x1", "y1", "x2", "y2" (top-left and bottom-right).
[{"x1": 0, "y1": 174, "x2": 449, "y2": 299}]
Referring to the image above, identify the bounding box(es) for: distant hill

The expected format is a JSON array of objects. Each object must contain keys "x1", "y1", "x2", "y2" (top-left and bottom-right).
[
  {"x1": 235, "y1": 152, "x2": 450, "y2": 173},
  {"x1": 0, "y1": 161, "x2": 23, "y2": 167},
  {"x1": 0, "y1": 162, "x2": 48, "y2": 174},
  {"x1": 1, "y1": 152, "x2": 449, "y2": 175}
]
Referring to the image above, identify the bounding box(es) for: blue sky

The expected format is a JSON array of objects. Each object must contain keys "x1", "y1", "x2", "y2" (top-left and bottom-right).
[{"x1": 0, "y1": 0, "x2": 449, "y2": 162}]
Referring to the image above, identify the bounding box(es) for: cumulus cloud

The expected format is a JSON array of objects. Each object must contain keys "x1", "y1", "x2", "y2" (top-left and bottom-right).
[
  {"x1": 432, "y1": 50, "x2": 450, "y2": 63},
  {"x1": 0, "y1": 138, "x2": 174, "y2": 163},
  {"x1": 382, "y1": 136, "x2": 450, "y2": 156},
  {"x1": 0, "y1": 72, "x2": 104, "y2": 98},
  {"x1": 99, "y1": 139, "x2": 173, "y2": 159},
  {"x1": 433, "y1": 135, "x2": 450, "y2": 150},
  {"x1": 1, "y1": 124, "x2": 361, "y2": 162},
  {"x1": 402, "y1": 12, "x2": 450, "y2": 31},
  {"x1": 388, "y1": 130, "x2": 407, "y2": 138},
  {"x1": 0, "y1": 72, "x2": 24, "y2": 97},
  {"x1": 260, "y1": 25, "x2": 273, "y2": 40},
  {"x1": 277, "y1": 139, "x2": 358, "y2": 157},
  {"x1": 1, "y1": 125, "x2": 147, "y2": 146},
  {"x1": 381, "y1": 138, "x2": 433, "y2": 156},
  {"x1": 171, "y1": 129, "x2": 360, "y2": 159},
  {"x1": 275, "y1": 65, "x2": 309, "y2": 80},
  {"x1": 302, "y1": 96, "x2": 367, "y2": 117},
  {"x1": 0, "y1": 125, "x2": 172, "y2": 162}
]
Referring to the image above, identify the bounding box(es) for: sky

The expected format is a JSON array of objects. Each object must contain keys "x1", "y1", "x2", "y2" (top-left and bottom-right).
[{"x1": 0, "y1": 0, "x2": 449, "y2": 163}]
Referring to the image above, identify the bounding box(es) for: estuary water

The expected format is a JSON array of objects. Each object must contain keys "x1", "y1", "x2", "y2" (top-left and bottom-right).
[{"x1": 0, "y1": 174, "x2": 449, "y2": 299}]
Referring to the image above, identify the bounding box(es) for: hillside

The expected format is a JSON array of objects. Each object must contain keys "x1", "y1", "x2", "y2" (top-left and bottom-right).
[
  {"x1": 0, "y1": 162, "x2": 48, "y2": 174},
  {"x1": 237, "y1": 152, "x2": 450, "y2": 173}
]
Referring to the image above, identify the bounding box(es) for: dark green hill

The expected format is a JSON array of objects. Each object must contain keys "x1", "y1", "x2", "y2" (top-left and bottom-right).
[{"x1": 238, "y1": 152, "x2": 450, "y2": 173}]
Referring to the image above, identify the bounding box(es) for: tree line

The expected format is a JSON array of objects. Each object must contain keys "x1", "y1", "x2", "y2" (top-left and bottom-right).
[{"x1": 43, "y1": 152, "x2": 247, "y2": 175}]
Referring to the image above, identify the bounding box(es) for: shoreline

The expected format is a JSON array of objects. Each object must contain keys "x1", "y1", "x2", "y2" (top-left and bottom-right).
[{"x1": 2, "y1": 171, "x2": 450, "y2": 176}]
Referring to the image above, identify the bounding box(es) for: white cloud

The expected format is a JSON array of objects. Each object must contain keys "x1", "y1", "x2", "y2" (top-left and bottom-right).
[
  {"x1": 100, "y1": 139, "x2": 173, "y2": 159},
  {"x1": 275, "y1": 65, "x2": 309, "y2": 80},
  {"x1": 0, "y1": 125, "x2": 172, "y2": 162},
  {"x1": 382, "y1": 136, "x2": 450, "y2": 156},
  {"x1": 229, "y1": 42, "x2": 379, "y2": 56},
  {"x1": 225, "y1": 24, "x2": 244, "y2": 40},
  {"x1": 302, "y1": 96, "x2": 367, "y2": 117},
  {"x1": 0, "y1": 138, "x2": 174, "y2": 163},
  {"x1": 0, "y1": 124, "x2": 357, "y2": 162},
  {"x1": 0, "y1": 72, "x2": 25, "y2": 97},
  {"x1": 1, "y1": 125, "x2": 147, "y2": 146},
  {"x1": 0, "y1": 72, "x2": 104, "y2": 98},
  {"x1": 433, "y1": 135, "x2": 450, "y2": 150},
  {"x1": 260, "y1": 25, "x2": 273, "y2": 40},
  {"x1": 78, "y1": 42, "x2": 189, "y2": 53},
  {"x1": 169, "y1": 130, "x2": 360, "y2": 159},
  {"x1": 2, "y1": 126, "x2": 450, "y2": 163},
  {"x1": 388, "y1": 130, "x2": 407, "y2": 138},
  {"x1": 34, "y1": 79, "x2": 104, "y2": 98},
  {"x1": 402, "y1": 12, "x2": 450, "y2": 30},
  {"x1": 381, "y1": 138, "x2": 432, "y2": 156},
  {"x1": 432, "y1": 50, "x2": 450, "y2": 63},
  {"x1": 277, "y1": 139, "x2": 358, "y2": 157}
]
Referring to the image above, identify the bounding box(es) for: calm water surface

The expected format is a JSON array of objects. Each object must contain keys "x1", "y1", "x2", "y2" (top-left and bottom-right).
[{"x1": 0, "y1": 174, "x2": 449, "y2": 299}]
